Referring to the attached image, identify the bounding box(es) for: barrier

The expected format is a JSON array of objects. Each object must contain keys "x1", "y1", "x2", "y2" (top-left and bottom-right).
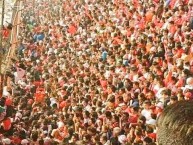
[
  {"x1": 4, "y1": 0, "x2": 22, "y2": 69},
  {"x1": 1, "y1": 0, "x2": 22, "y2": 95}
]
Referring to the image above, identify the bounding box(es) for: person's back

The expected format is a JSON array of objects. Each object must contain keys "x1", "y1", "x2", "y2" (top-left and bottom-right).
[{"x1": 157, "y1": 101, "x2": 193, "y2": 145}]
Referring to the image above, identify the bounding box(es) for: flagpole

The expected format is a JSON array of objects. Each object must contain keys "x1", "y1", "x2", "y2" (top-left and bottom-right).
[
  {"x1": 0, "y1": 0, "x2": 5, "y2": 52},
  {"x1": 0, "y1": 0, "x2": 5, "y2": 97}
]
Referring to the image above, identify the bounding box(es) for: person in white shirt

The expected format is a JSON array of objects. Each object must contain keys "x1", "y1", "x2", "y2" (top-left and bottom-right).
[{"x1": 141, "y1": 100, "x2": 152, "y2": 122}]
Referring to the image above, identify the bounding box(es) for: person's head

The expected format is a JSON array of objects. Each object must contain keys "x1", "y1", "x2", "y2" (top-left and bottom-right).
[
  {"x1": 123, "y1": 93, "x2": 131, "y2": 102},
  {"x1": 102, "y1": 125, "x2": 109, "y2": 133},
  {"x1": 113, "y1": 127, "x2": 121, "y2": 137},
  {"x1": 138, "y1": 115, "x2": 146, "y2": 125},
  {"x1": 100, "y1": 133, "x2": 108, "y2": 144},
  {"x1": 145, "y1": 125, "x2": 154, "y2": 134},
  {"x1": 143, "y1": 100, "x2": 151, "y2": 110},
  {"x1": 105, "y1": 111, "x2": 112, "y2": 119},
  {"x1": 70, "y1": 133, "x2": 79, "y2": 143},
  {"x1": 83, "y1": 134, "x2": 91, "y2": 143},
  {"x1": 143, "y1": 137, "x2": 153, "y2": 145},
  {"x1": 135, "y1": 127, "x2": 143, "y2": 137},
  {"x1": 170, "y1": 96, "x2": 178, "y2": 104},
  {"x1": 87, "y1": 126, "x2": 97, "y2": 136},
  {"x1": 157, "y1": 101, "x2": 193, "y2": 145},
  {"x1": 121, "y1": 112, "x2": 129, "y2": 122}
]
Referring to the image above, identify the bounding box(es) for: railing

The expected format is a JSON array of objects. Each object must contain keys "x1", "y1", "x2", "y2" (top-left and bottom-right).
[
  {"x1": 1, "y1": 0, "x2": 20, "y2": 74},
  {"x1": 4, "y1": 0, "x2": 22, "y2": 69},
  {"x1": 1, "y1": 0, "x2": 22, "y2": 92}
]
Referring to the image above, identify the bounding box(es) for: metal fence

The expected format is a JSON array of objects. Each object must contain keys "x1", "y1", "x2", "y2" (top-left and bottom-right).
[
  {"x1": 0, "y1": 0, "x2": 22, "y2": 96},
  {"x1": 3, "y1": 0, "x2": 22, "y2": 72}
]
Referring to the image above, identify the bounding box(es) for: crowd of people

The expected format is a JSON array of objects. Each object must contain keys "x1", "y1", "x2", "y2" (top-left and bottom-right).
[{"x1": 0, "y1": 0, "x2": 193, "y2": 144}]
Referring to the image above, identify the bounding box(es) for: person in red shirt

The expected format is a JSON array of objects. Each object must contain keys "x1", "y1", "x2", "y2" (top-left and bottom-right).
[
  {"x1": 128, "y1": 104, "x2": 139, "y2": 124},
  {"x1": 10, "y1": 133, "x2": 22, "y2": 145},
  {"x1": 2, "y1": 117, "x2": 12, "y2": 131}
]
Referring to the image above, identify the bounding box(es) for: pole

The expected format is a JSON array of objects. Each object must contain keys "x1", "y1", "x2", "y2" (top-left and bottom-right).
[
  {"x1": 0, "y1": 0, "x2": 5, "y2": 97},
  {"x1": 0, "y1": 0, "x2": 5, "y2": 49}
]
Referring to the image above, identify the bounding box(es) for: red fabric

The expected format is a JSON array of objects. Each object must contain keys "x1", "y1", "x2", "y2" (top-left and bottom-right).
[
  {"x1": 175, "y1": 17, "x2": 183, "y2": 26},
  {"x1": 184, "y1": 0, "x2": 189, "y2": 4},
  {"x1": 169, "y1": 25, "x2": 176, "y2": 34},
  {"x1": 112, "y1": 122, "x2": 119, "y2": 128},
  {"x1": 5, "y1": 98, "x2": 12, "y2": 106},
  {"x1": 11, "y1": 136, "x2": 21, "y2": 144},
  {"x1": 176, "y1": 49, "x2": 184, "y2": 58},
  {"x1": 3, "y1": 118, "x2": 11, "y2": 131},
  {"x1": 68, "y1": 25, "x2": 77, "y2": 35},
  {"x1": 148, "y1": 133, "x2": 157, "y2": 140},
  {"x1": 100, "y1": 80, "x2": 107, "y2": 89},
  {"x1": 113, "y1": 37, "x2": 122, "y2": 45},
  {"x1": 169, "y1": 0, "x2": 176, "y2": 9},
  {"x1": 59, "y1": 101, "x2": 67, "y2": 109},
  {"x1": 129, "y1": 114, "x2": 139, "y2": 123},
  {"x1": 133, "y1": 0, "x2": 139, "y2": 8},
  {"x1": 34, "y1": 81, "x2": 43, "y2": 87},
  {"x1": 35, "y1": 93, "x2": 45, "y2": 102},
  {"x1": 145, "y1": 11, "x2": 154, "y2": 23},
  {"x1": 2, "y1": 29, "x2": 9, "y2": 38},
  {"x1": 34, "y1": 88, "x2": 45, "y2": 102},
  {"x1": 176, "y1": 78, "x2": 184, "y2": 87},
  {"x1": 153, "y1": 0, "x2": 159, "y2": 3}
]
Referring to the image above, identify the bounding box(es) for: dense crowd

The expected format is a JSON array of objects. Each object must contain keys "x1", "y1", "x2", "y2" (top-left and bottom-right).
[{"x1": 0, "y1": 0, "x2": 193, "y2": 144}]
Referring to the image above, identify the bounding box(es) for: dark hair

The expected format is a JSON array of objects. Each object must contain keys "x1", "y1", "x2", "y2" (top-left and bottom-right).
[
  {"x1": 157, "y1": 101, "x2": 193, "y2": 145},
  {"x1": 39, "y1": 139, "x2": 44, "y2": 145},
  {"x1": 143, "y1": 137, "x2": 153, "y2": 143},
  {"x1": 146, "y1": 125, "x2": 154, "y2": 134}
]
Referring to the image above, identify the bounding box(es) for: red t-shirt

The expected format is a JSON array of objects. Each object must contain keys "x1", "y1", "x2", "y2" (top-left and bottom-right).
[
  {"x1": 5, "y1": 98, "x2": 12, "y2": 106},
  {"x1": 129, "y1": 113, "x2": 139, "y2": 123},
  {"x1": 2, "y1": 29, "x2": 9, "y2": 38},
  {"x1": 68, "y1": 25, "x2": 77, "y2": 35},
  {"x1": 100, "y1": 79, "x2": 107, "y2": 89},
  {"x1": 11, "y1": 136, "x2": 21, "y2": 144},
  {"x1": 3, "y1": 118, "x2": 11, "y2": 131},
  {"x1": 148, "y1": 133, "x2": 157, "y2": 141},
  {"x1": 59, "y1": 101, "x2": 67, "y2": 109}
]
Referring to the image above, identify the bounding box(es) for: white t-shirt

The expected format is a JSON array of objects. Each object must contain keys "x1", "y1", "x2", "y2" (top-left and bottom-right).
[{"x1": 141, "y1": 109, "x2": 152, "y2": 121}]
